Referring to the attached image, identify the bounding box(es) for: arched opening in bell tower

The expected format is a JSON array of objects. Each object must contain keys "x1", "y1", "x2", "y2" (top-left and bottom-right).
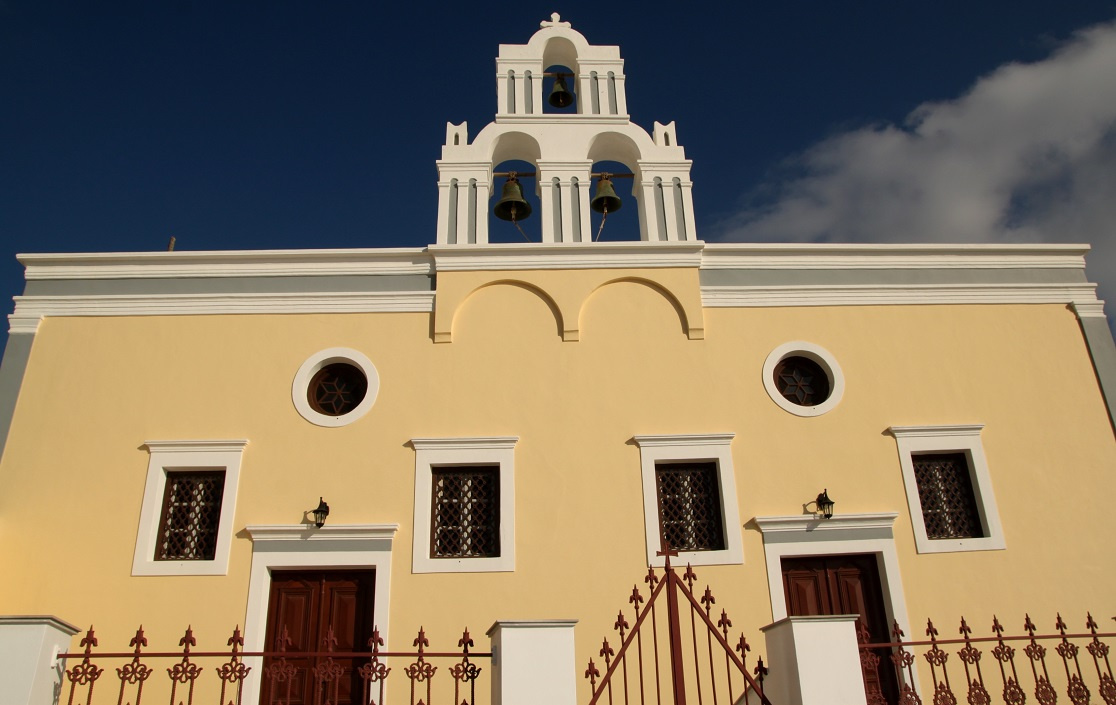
[
  {"x1": 490, "y1": 159, "x2": 539, "y2": 243},
  {"x1": 588, "y1": 160, "x2": 640, "y2": 242}
]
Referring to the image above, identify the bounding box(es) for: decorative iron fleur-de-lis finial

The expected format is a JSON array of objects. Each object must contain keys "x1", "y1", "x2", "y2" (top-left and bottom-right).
[
  {"x1": 459, "y1": 628, "x2": 473, "y2": 652},
  {"x1": 600, "y1": 638, "x2": 614, "y2": 666},
  {"x1": 614, "y1": 610, "x2": 629, "y2": 638},
  {"x1": 682, "y1": 564, "x2": 697, "y2": 589},
  {"x1": 414, "y1": 627, "x2": 430, "y2": 651},
  {"x1": 1024, "y1": 614, "x2": 1037, "y2": 636},
  {"x1": 629, "y1": 585, "x2": 644, "y2": 608},
  {"x1": 584, "y1": 658, "x2": 600, "y2": 688},
  {"x1": 368, "y1": 627, "x2": 385, "y2": 651},
  {"x1": 180, "y1": 626, "x2": 196, "y2": 652},
  {"x1": 227, "y1": 626, "x2": 244, "y2": 650},
  {"x1": 701, "y1": 586, "x2": 716, "y2": 614},
  {"x1": 130, "y1": 626, "x2": 148, "y2": 652},
  {"x1": 718, "y1": 609, "x2": 732, "y2": 639},
  {"x1": 644, "y1": 565, "x2": 659, "y2": 588}
]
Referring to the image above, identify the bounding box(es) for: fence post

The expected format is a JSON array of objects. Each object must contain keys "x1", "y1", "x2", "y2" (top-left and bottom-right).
[
  {"x1": 0, "y1": 615, "x2": 80, "y2": 705},
  {"x1": 760, "y1": 615, "x2": 867, "y2": 705},
  {"x1": 487, "y1": 619, "x2": 578, "y2": 705}
]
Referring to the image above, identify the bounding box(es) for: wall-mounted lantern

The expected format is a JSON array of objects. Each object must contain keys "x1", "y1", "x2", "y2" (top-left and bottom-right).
[
  {"x1": 814, "y1": 489, "x2": 835, "y2": 519},
  {"x1": 312, "y1": 497, "x2": 330, "y2": 528}
]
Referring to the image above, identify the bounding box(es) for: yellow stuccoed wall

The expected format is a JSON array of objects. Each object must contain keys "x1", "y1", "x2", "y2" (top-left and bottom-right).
[{"x1": 1, "y1": 267, "x2": 1114, "y2": 701}]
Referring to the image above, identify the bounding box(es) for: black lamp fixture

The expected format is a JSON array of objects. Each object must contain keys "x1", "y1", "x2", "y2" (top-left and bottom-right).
[
  {"x1": 814, "y1": 489, "x2": 835, "y2": 519},
  {"x1": 312, "y1": 497, "x2": 330, "y2": 528}
]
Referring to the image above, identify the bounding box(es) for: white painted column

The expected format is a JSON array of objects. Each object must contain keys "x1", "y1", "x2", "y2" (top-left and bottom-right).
[
  {"x1": 575, "y1": 178, "x2": 591, "y2": 243},
  {"x1": 513, "y1": 72, "x2": 528, "y2": 117},
  {"x1": 539, "y1": 177, "x2": 558, "y2": 243},
  {"x1": 435, "y1": 180, "x2": 454, "y2": 245},
  {"x1": 638, "y1": 181, "x2": 661, "y2": 242},
  {"x1": 678, "y1": 180, "x2": 697, "y2": 241},
  {"x1": 658, "y1": 177, "x2": 680, "y2": 242},
  {"x1": 613, "y1": 75, "x2": 628, "y2": 115},
  {"x1": 487, "y1": 620, "x2": 578, "y2": 705},
  {"x1": 579, "y1": 74, "x2": 595, "y2": 114},
  {"x1": 475, "y1": 180, "x2": 492, "y2": 244},
  {"x1": 497, "y1": 71, "x2": 510, "y2": 115},
  {"x1": 0, "y1": 615, "x2": 80, "y2": 705},
  {"x1": 456, "y1": 179, "x2": 473, "y2": 245},
  {"x1": 558, "y1": 179, "x2": 576, "y2": 243},
  {"x1": 760, "y1": 615, "x2": 867, "y2": 705}
]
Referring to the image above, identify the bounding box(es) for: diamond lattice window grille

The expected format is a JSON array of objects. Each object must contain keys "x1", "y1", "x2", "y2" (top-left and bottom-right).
[
  {"x1": 656, "y1": 462, "x2": 726, "y2": 552},
  {"x1": 156, "y1": 470, "x2": 226, "y2": 560},
  {"x1": 913, "y1": 452, "x2": 985, "y2": 539},
  {"x1": 431, "y1": 466, "x2": 500, "y2": 558}
]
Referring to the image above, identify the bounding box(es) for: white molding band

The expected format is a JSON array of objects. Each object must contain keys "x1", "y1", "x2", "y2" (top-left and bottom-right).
[
  {"x1": 888, "y1": 424, "x2": 1006, "y2": 554},
  {"x1": 701, "y1": 283, "x2": 1100, "y2": 308},
  {"x1": 18, "y1": 248, "x2": 432, "y2": 280},
  {"x1": 241, "y1": 523, "x2": 398, "y2": 705},
  {"x1": 292, "y1": 348, "x2": 381, "y2": 428},
  {"x1": 632, "y1": 433, "x2": 744, "y2": 567},
  {"x1": 429, "y1": 242, "x2": 705, "y2": 271},
  {"x1": 410, "y1": 437, "x2": 519, "y2": 574},
  {"x1": 700, "y1": 242, "x2": 1090, "y2": 270},
  {"x1": 132, "y1": 440, "x2": 248, "y2": 577},
  {"x1": 762, "y1": 341, "x2": 845, "y2": 418}
]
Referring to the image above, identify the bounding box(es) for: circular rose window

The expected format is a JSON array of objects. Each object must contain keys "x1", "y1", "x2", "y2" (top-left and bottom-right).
[
  {"x1": 762, "y1": 342, "x2": 844, "y2": 417},
  {"x1": 293, "y1": 348, "x2": 380, "y2": 427}
]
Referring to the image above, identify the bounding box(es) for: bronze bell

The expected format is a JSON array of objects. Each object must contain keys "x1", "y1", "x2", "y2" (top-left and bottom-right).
[
  {"x1": 591, "y1": 175, "x2": 623, "y2": 214},
  {"x1": 493, "y1": 174, "x2": 532, "y2": 222},
  {"x1": 548, "y1": 74, "x2": 574, "y2": 109}
]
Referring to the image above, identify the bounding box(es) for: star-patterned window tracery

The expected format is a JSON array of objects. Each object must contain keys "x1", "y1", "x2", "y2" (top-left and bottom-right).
[
  {"x1": 773, "y1": 356, "x2": 830, "y2": 407},
  {"x1": 307, "y1": 363, "x2": 368, "y2": 416}
]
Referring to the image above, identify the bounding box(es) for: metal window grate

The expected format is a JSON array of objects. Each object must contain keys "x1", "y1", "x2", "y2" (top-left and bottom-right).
[
  {"x1": 156, "y1": 470, "x2": 225, "y2": 560},
  {"x1": 656, "y1": 462, "x2": 725, "y2": 552},
  {"x1": 432, "y1": 466, "x2": 500, "y2": 558},
  {"x1": 913, "y1": 452, "x2": 984, "y2": 539}
]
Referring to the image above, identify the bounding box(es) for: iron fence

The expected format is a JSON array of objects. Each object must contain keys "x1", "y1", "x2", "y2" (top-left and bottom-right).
[
  {"x1": 584, "y1": 548, "x2": 770, "y2": 705},
  {"x1": 60, "y1": 624, "x2": 487, "y2": 705},
  {"x1": 857, "y1": 613, "x2": 1116, "y2": 705}
]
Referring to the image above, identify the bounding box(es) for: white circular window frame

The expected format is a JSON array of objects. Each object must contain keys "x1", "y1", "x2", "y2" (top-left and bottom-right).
[
  {"x1": 292, "y1": 348, "x2": 380, "y2": 427},
  {"x1": 762, "y1": 341, "x2": 845, "y2": 417}
]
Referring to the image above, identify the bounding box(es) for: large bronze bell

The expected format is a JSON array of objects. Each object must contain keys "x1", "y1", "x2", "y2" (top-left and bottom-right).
[
  {"x1": 590, "y1": 175, "x2": 623, "y2": 214},
  {"x1": 548, "y1": 75, "x2": 574, "y2": 109},
  {"x1": 493, "y1": 174, "x2": 532, "y2": 222}
]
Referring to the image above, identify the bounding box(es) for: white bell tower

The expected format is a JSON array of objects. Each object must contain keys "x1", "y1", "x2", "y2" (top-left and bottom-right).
[{"x1": 435, "y1": 14, "x2": 697, "y2": 245}]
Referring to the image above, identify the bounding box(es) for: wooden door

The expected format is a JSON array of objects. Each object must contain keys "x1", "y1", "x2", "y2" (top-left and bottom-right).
[
  {"x1": 782, "y1": 554, "x2": 898, "y2": 704},
  {"x1": 260, "y1": 570, "x2": 376, "y2": 705}
]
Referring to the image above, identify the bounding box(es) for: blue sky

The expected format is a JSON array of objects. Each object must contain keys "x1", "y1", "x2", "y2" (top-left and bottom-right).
[{"x1": 3, "y1": 2, "x2": 1116, "y2": 346}]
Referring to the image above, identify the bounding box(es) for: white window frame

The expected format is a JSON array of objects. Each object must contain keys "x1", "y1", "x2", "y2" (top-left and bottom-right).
[
  {"x1": 240, "y1": 523, "x2": 397, "y2": 705},
  {"x1": 411, "y1": 437, "x2": 517, "y2": 573},
  {"x1": 634, "y1": 434, "x2": 743, "y2": 567},
  {"x1": 132, "y1": 440, "x2": 248, "y2": 576},
  {"x1": 889, "y1": 424, "x2": 1006, "y2": 554}
]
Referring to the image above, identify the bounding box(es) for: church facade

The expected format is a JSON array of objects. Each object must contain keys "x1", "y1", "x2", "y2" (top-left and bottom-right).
[{"x1": 2, "y1": 16, "x2": 1115, "y2": 705}]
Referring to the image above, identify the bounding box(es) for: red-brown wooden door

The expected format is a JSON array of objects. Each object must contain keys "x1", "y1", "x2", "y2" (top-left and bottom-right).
[
  {"x1": 260, "y1": 570, "x2": 376, "y2": 705},
  {"x1": 782, "y1": 554, "x2": 898, "y2": 704}
]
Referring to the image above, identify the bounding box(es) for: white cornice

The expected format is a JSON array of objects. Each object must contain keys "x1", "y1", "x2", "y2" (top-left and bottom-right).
[
  {"x1": 753, "y1": 512, "x2": 899, "y2": 534},
  {"x1": 144, "y1": 439, "x2": 248, "y2": 453},
  {"x1": 888, "y1": 424, "x2": 984, "y2": 438},
  {"x1": 430, "y1": 242, "x2": 705, "y2": 271},
  {"x1": 245, "y1": 524, "x2": 399, "y2": 541},
  {"x1": 11, "y1": 291, "x2": 433, "y2": 324},
  {"x1": 701, "y1": 243, "x2": 1089, "y2": 270},
  {"x1": 494, "y1": 114, "x2": 630, "y2": 125},
  {"x1": 701, "y1": 283, "x2": 1099, "y2": 308},
  {"x1": 1073, "y1": 301, "x2": 1109, "y2": 318},
  {"x1": 18, "y1": 248, "x2": 432, "y2": 280},
  {"x1": 632, "y1": 433, "x2": 735, "y2": 447},
  {"x1": 409, "y1": 436, "x2": 519, "y2": 451}
]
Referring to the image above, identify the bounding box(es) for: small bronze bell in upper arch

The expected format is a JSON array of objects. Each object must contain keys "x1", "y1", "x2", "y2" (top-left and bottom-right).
[
  {"x1": 590, "y1": 175, "x2": 623, "y2": 214},
  {"x1": 548, "y1": 74, "x2": 574, "y2": 109},
  {"x1": 493, "y1": 174, "x2": 533, "y2": 222}
]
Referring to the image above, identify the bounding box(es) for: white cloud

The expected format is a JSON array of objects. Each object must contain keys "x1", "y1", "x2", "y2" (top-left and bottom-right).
[{"x1": 716, "y1": 20, "x2": 1116, "y2": 308}]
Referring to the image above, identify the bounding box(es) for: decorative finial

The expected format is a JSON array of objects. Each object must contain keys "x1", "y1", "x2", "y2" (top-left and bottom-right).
[{"x1": 540, "y1": 12, "x2": 571, "y2": 29}]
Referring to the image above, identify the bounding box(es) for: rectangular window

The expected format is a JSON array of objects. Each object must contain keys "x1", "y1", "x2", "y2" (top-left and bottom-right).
[
  {"x1": 431, "y1": 466, "x2": 500, "y2": 558},
  {"x1": 156, "y1": 470, "x2": 226, "y2": 561},
  {"x1": 913, "y1": 453, "x2": 984, "y2": 540},
  {"x1": 655, "y1": 462, "x2": 726, "y2": 552}
]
